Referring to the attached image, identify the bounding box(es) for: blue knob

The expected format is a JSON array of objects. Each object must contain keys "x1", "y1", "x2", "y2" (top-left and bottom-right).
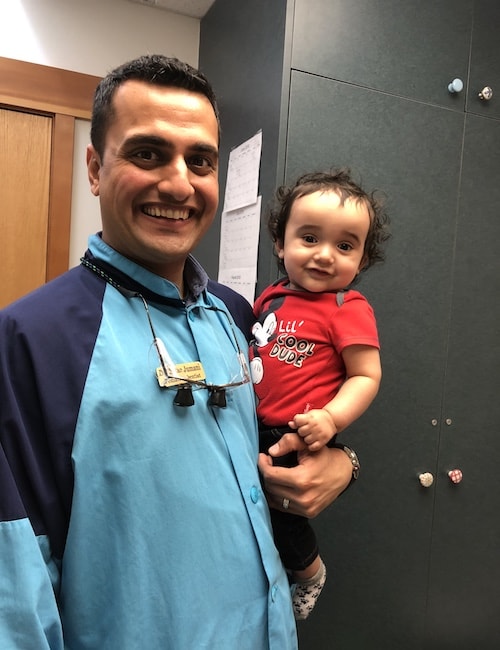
[{"x1": 448, "y1": 78, "x2": 464, "y2": 93}]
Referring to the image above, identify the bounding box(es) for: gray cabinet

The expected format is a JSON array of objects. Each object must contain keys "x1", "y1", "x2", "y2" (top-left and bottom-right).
[
  {"x1": 468, "y1": 0, "x2": 500, "y2": 119},
  {"x1": 291, "y1": 0, "x2": 472, "y2": 109},
  {"x1": 199, "y1": 1, "x2": 500, "y2": 647},
  {"x1": 424, "y1": 113, "x2": 500, "y2": 649}
]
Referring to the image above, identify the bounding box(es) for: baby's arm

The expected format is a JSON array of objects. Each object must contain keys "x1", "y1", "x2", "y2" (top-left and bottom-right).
[
  {"x1": 288, "y1": 407, "x2": 335, "y2": 451},
  {"x1": 289, "y1": 344, "x2": 381, "y2": 452}
]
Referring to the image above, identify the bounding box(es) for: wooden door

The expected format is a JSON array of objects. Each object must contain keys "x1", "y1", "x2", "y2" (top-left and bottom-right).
[
  {"x1": 0, "y1": 57, "x2": 100, "y2": 307},
  {"x1": 1, "y1": 109, "x2": 52, "y2": 307}
]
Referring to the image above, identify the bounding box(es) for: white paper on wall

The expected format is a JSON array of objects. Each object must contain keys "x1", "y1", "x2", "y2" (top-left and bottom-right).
[
  {"x1": 218, "y1": 196, "x2": 262, "y2": 304},
  {"x1": 218, "y1": 131, "x2": 262, "y2": 303}
]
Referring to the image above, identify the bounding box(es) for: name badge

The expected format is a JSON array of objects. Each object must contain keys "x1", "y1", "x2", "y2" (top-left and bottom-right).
[{"x1": 156, "y1": 361, "x2": 206, "y2": 388}]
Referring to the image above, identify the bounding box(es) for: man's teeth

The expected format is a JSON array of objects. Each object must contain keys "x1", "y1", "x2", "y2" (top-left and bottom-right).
[{"x1": 144, "y1": 207, "x2": 190, "y2": 220}]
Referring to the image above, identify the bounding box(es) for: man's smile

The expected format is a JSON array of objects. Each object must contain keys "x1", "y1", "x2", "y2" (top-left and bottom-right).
[{"x1": 142, "y1": 205, "x2": 191, "y2": 220}]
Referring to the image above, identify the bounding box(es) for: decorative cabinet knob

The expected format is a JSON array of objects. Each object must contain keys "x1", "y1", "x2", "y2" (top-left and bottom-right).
[
  {"x1": 448, "y1": 469, "x2": 463, "y2": 484},
  {"x1": 419, "y1": 472, "x2": 434, "y2": 488},
  {"x1": 448, "y1": 78, "x2": 464, "y2": 93},
  {"x1": 478, "y1": 86, "x2": 493, "y2": 101}
]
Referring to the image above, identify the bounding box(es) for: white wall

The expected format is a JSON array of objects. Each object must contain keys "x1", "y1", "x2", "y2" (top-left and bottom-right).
[
  {"x1": 0, "y1": 0, "x2": 201, "y2": 265},
  {"x1": 70, "y1": 119, "x2": 101, "y2": 268},
  {"x1": 0, "y1": 0, "x2": 200, "y2": 76}
]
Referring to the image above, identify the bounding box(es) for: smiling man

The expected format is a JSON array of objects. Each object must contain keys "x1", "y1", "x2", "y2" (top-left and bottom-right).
[
  {"x1": 0, "y1": 55, "x2": 354, "y2": 649},
  {"x1": 87, "y1": 80, "x2": 220, "y2": 292}
]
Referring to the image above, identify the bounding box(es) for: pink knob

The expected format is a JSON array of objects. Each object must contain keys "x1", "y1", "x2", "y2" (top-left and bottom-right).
[{"x1": 448, "y1": 469, "x2": 463, "y2": 484}]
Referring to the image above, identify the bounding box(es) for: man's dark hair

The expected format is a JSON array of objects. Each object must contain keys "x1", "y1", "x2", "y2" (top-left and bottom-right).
[{"x1": 90, "y1": 54, "x2": 220, "y2": 157}]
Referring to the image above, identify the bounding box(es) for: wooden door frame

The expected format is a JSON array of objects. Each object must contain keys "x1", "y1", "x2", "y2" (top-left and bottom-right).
[{"x1": 0, "y1": 57, "x2": 101, "y2": 280}]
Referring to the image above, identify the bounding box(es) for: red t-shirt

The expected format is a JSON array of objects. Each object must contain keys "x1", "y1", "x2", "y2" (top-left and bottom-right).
[{"x1": 250, "y1": 280, "x2": 379, "y2": 427}]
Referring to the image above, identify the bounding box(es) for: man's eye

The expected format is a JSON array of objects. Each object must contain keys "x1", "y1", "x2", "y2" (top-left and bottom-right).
[
  {"x1": 188, "y1": 155, "x2": 216, "y2": 172},
  {"x1": 134, "y1": 150, "x2": 160, "y2": 162}
]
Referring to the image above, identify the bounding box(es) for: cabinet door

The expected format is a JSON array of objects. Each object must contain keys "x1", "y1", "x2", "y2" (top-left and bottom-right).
[
  {"x1": 286, "y1": 71, "x2": 464, "y2": 649},
  {"x1": 424, "y1": 114, "x2": 500, "y2": 649},
  {"x1": 291, "y1": 0, "x2": 472, "y2": 109},
  {"x1": 467, "y1": 0, "x2": 500, "y2": 120}
]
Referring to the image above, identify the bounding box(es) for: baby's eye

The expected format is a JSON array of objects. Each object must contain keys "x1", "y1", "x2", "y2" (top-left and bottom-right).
[
  {"x1": 338, "y1": 242, "x2": 353, "y2": 251},
  {"x1": 302, "y1": 234, "x2": 317, "y2": 244}
]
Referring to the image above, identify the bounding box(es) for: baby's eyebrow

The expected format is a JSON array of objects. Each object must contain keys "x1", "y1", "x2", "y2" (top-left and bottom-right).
[
  {"x1": 297, "y1": 224, "x2": 362, "y2": 244},
  {"x1": 341, "y1": 230, "x2": 362, "y2": 244}
]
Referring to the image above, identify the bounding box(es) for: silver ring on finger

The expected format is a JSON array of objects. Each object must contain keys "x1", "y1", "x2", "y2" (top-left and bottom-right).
[{"x1": 282, "y1": 497, "x2": 290, "y2": 510}]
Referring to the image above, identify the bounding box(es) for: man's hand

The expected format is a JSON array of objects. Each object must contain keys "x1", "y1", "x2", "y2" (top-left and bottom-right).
[{"x1": 258, "y1": 433, "x2": 353, "y2": 518}]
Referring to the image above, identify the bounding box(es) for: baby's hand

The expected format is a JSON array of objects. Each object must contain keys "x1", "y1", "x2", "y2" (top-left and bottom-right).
[{"x1": 288, "y1": 408, "x2": 337, "y2": 452}]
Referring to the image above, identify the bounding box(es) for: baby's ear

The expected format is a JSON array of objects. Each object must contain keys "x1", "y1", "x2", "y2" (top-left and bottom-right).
[
  {"x1": 274, "y1": 240, "x2": 285, "y2": 259},
  {"x1": 358, "y1": 254, "x2": 369, "y2": 273}
]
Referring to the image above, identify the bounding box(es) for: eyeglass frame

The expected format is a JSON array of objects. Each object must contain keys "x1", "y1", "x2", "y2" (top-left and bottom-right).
[{"x1": 140, "y1": 295, "x2": 251, "y2": 407}]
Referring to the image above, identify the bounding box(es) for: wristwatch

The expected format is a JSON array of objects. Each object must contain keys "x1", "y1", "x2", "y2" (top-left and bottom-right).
[
  {"x1": 330, "y1": 442, "x2": 360, "y2": 482},
  {"x1": 340, "y1": 445, "x2": 360, "y2": 480}
]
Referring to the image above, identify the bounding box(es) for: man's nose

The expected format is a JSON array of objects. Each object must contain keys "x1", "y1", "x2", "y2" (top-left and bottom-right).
[{"x1": 157, "y1": 159, "x2": 195, "y2": 201}]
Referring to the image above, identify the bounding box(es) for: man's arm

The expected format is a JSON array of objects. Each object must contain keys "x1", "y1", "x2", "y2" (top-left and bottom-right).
[
  {"x1": 0, "y1": 444, "x2": 64, "y2": 649},
  {"x1": 258, "y1": 434, "x2": 354, "y2": 517}
]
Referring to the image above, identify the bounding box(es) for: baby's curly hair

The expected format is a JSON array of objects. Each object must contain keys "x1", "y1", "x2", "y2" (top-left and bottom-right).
[{"x1": 268, "y1": 169, "x2": 391, "y2": 277}]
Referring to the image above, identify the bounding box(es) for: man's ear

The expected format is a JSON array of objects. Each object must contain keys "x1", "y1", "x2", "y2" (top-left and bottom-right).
[{"x1": 87, "y1": 145, "x2": 102, "y2": 197}]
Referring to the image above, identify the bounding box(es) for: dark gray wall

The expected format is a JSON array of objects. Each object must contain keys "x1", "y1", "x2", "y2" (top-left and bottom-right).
[
  {"x1": 198, "y1": 1, "x2": 500, "y2": 647},
  {"x1": 197, "y1": 0, "x2": 288, "y2": 295}
]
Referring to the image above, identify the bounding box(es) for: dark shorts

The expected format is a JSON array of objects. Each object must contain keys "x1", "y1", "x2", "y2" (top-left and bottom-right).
[{"x1": 259, "y1": 426, "x2": 319, "y2": 571}]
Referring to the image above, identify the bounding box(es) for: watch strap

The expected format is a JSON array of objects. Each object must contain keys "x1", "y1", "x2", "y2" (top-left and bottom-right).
[{"x1": 329, "y1": 442, "x2": 360, "y2": 492}]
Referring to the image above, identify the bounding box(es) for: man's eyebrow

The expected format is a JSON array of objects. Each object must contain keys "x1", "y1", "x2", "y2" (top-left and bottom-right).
[
  {"x1": 123, "y1": 134, "x2": 170, "y2": 148},
  {"x1": 123, "y1": 133, "x2": 218, "y2": 157},
  {"x1": 190, "y1": 142, "x2": 219, "y2": 159}
]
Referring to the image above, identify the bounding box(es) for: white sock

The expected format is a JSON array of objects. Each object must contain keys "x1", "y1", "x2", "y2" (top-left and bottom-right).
[{"x1": 292, "y1": 559, "x2": 327, "y2": 621}]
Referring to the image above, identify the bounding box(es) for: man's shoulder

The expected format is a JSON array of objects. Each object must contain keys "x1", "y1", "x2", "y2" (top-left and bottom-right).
[
  {"x1": 0, "y1": 266, "x2": 104, "y2": 331},
  {"x1": 207, "y1": 280, "x2": 254, "y2": 341}
]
